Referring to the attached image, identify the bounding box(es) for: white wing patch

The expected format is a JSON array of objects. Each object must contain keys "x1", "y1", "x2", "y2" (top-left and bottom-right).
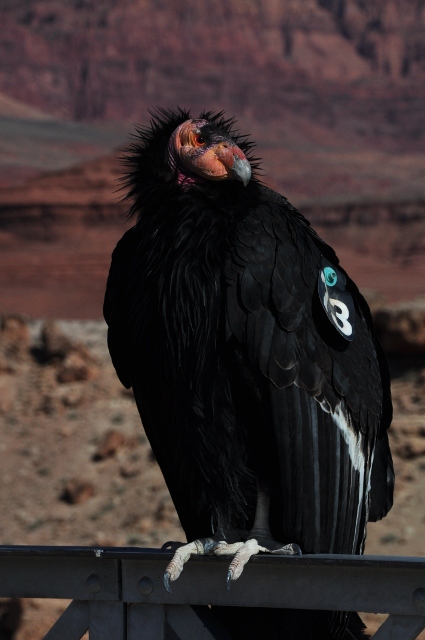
[{"x1": 319, "y1": 399, "x2": 370, "y2": 552}]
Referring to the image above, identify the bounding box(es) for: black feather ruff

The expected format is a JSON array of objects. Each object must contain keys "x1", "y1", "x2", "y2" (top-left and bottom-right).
[{"x1": 120, "y1": 106, "x2": 262, "y2": 221}]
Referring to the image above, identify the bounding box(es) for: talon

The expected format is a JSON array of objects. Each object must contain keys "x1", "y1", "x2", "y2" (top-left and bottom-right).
[
  {"x1": 163, "y1": 572, "x2": 172, "y2": 593},
  {"x1": 226, "y1": 569, "x2": 232, "y2": 591},
  {"x1": 162, "y1": 538, "x2": 211, "y2": 591}
]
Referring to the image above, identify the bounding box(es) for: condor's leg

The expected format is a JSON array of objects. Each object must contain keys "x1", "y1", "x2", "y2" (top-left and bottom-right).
[
  {"x1": 163, "y1": 479, "x2": 301, "y2": 592},
  {"x1": 222, "y1": 479, "x2": 301, "y2": 589}
]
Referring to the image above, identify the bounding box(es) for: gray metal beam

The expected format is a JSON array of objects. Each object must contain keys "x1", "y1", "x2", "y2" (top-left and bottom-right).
[
  {"x1": 122, "y1": 556, "x2": 425, "y2": 615},
  {"x1": 127, "y1": 604, "x2": 234, "y2": 640},
  {"x1": 373, "y1": 615, "x2": 425, "y2": 640},
  {"x1": 0, "y1": 556, "x2": 119, "y2": 600},
  {"x1": 127, "y1": 604, "x2": 165, "y2": 640},
  {"x1": 166, "y1": 605, "x2": 233, "y2": 640},
  {"x1": 2, "y1": 546, "x2": 425, "y2": 639},
  {"x1": 42, "y1": 600, "x2": 89, "y2": 640},
  {"x1": 89, "y1": 601, "x2": 126, "y2": 640}
]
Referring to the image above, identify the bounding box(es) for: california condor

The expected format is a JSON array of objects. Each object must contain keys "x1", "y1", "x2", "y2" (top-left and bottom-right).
[{"x1": 104, "y1": 108, "x2": 394, "y2": 639}]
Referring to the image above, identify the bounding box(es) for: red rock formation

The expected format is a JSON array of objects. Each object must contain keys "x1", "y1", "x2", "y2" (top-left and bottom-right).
[
  {"x1": 0, "y1": 149, "x2": 425, "y2": 318},
  {"x1": 0, "y1": 155, "x2": 130, "y2": 318},
  {"x1": 0, "y1": 1, "x2": 424, "y2": 151}
]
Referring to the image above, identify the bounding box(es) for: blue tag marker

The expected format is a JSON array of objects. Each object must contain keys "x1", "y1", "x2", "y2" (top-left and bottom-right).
[
  {"x1": 323, "y1": 267, "x2": 337, "y2": 287},
  {"x1": 318, "y1": 257, "x2": 354, "y2": 341}
]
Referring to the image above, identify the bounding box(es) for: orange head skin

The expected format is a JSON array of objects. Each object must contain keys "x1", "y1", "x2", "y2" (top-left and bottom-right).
[{"x1": 167, "y1": 119, "x2": 251, "y2": 186}]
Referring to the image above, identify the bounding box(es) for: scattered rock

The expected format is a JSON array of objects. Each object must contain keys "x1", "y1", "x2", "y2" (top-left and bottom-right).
[
  {"x1": 155, "y1": 495, "x2": 180, "y2": 527},
  {"x1": 57, "y1": 385, "x2": 85, "y2": 408},
  {"x1": 380, "y1": 533, "x2": 404, "y2": 544},
  {"x1": 60, "y1": 479, "x2": 95, "y2": 505},
  {"x1": 392, "y1": 420, "x2": 425, "y2": 438},
  {"x1": 0, "y1": 315, "x2": 30, "y2": 362},
  {"x1": 93, "y1": 430, "x2": 126, "y2": 461},
  {"x1": 374, "y1": 298, "x2": 425, "y2": 356},
  {"x1": 41, "y1": 321, "x2": 99, "y2": 383},
  {"x1": 395, "y1": 438, "x2": 425, "y2": 460},
  {"x1": 119, "y1": 463, "x2": 140, "y2": 479},
  {"x1": 41, "y1": 321, "x2": 73, "y2": 361},
  {"x1": 0, "y1": 357, "x2": 15, "y2": 375},
  {"x1": 57, "y1": 349, "x2": 99, "y2": 383},
  {"x1": 0, "y1": 376, "x2": 18, "y2": 414}
]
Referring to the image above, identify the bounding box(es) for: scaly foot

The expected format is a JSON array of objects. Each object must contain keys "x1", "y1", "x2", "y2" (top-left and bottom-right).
[
  {"x1": 221, "y1": 538, "x2": 301, "y2": 590},
  {"x1": 163, "y1": 537, "x2": 218, "y2": 592},
  {"x1": 162, "y1": 537, "x2": 301, "y2": 592}
]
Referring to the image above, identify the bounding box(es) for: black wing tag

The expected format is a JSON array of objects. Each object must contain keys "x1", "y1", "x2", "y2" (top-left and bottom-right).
[{"x1": 318, "y1": 257, "x2": 354, "y2": 341}]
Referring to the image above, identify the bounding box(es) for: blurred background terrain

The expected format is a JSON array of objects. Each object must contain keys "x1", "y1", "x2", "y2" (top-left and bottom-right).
[{"x1": 0, "y1": 1, "x2": 425, "y2": 637}]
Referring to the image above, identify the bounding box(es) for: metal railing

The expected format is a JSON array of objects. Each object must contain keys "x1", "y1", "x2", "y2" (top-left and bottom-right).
[{"x1": 0, "y1": 546, "x2": 424, "y2": 639}]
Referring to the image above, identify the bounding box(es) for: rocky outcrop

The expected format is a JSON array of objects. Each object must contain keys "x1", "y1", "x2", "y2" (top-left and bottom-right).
[
  {"x1": 305, "y1": 197, "x2": 425, "y2": 261},
  {"x1": 374, "y1": 298, "x2": 425, "y2": 356},
  {"x1": 1, "y1": 149, "x2": 425, "y2": 317},
  {"x1": 0, "y1": 155, "x2": 127, "y2": 241}
]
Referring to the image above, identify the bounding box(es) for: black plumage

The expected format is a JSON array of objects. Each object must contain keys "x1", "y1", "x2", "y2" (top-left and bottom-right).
[{"x1": 104, "y1": 108, "x2": 394, "y2": 639}]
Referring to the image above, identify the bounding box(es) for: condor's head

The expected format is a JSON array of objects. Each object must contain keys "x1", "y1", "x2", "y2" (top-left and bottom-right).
[
  {"x1": 122, "y1": 108, "x2": 259, "y2": 217},
  {"x1": 167, "y1": 118, "x2": 251, "y2": 187}
]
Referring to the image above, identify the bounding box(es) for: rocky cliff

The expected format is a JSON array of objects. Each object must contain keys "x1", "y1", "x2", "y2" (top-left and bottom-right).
[
  {"x1": 1, "y1": 151, "x2": 425, "y2": 319},
  {"x1": 0, "y1": 0, "x2": 425, "y2": 151}
]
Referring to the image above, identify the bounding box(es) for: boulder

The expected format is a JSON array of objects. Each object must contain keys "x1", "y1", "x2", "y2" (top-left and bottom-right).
[{"x1": 374, "y1": 299, "x2": 425, "y2": 356}]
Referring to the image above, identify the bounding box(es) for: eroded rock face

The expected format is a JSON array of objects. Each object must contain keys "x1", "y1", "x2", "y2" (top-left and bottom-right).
[{"x1": 0, "y1": 0, "x2": 424, "y2": 148}]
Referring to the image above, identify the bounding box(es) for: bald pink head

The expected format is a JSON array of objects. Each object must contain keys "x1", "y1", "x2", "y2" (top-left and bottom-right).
[{"x1": 167, "y1": 119, "x2": 251, "y2": 187}]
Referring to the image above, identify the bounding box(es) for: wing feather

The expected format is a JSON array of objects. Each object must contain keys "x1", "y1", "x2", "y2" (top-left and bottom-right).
[{"x1": 226, "y1": 197, "x2": 393, "y2": 553}]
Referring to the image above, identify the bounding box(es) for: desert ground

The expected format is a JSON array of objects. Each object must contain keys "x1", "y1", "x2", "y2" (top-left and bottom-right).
[{"x1": 0, "y1": 296, "x2": 424, "y2": 638}]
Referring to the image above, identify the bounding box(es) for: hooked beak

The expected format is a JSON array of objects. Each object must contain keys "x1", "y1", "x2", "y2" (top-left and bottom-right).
[
  {"x1": 231, "y1": 156, "x2": 251, "y2": 186},
  {"x1": 214, "y1": 143, "x2": 252, "y2": 186}
]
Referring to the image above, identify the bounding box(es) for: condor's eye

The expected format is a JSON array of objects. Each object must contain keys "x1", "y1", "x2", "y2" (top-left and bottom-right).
[{"x1": 194, "y1": 133, "x2": 206, "y2": 146}]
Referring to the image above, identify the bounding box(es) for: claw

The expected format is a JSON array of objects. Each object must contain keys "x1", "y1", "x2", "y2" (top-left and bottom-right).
[
  {"x1": 162, "y1": 539, "x2": 207, "y2": 592},
  {"x1": 163, "y1": 571, "x2": 172, "y2": 593},
  {"x1": 226, "y1": 569, "x2": 232, "y2": 591},
  {"x1": 223, "y1": 539, "x2": 267, "y2": 589}
]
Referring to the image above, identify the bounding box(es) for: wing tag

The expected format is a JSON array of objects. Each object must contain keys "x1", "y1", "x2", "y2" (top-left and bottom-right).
[{"x1": 318, "y1": 257, "x2": 354, "y2": 341}]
